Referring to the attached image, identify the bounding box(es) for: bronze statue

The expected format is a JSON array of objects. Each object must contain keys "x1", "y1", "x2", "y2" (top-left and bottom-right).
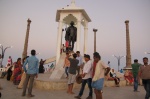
[{"x1": 65, "y1": 21, "x2": 77, "y2": 51}]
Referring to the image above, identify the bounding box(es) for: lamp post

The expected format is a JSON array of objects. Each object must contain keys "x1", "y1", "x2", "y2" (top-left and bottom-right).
[
  {"x1": 0, "y1": 44, "x2": 12, "y2": 67},
  {"x1": 112, "y1": 55, "x2": 125, "y2": 72},
  {"x1": 93, "y1": 28, "x2": 98, "y2": 52}
]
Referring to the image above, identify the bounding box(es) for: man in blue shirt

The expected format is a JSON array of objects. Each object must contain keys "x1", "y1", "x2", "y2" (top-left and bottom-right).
[
  {"x1": 76, "y1": 51, "x2": 83, "y2": 75},
  {"x1": 22, "y1": 50, "x2": 39, "y2": 97}
]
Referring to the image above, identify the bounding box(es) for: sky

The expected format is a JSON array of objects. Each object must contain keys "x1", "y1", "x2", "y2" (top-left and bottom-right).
[{"x1": 0, "y1": 0, "x2": 150, "y2": 70}]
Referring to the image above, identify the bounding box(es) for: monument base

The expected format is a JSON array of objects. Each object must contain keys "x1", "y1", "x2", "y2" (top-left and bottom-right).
[
  {"x1": 34, "y1": 73, "x2": 127, "y2": 90},
  {"x1": 123, "y1": 66, "x2": 132, "y2": 71}
]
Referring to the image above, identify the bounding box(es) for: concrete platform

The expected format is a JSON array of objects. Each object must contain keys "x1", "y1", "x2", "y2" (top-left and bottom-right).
[
  {"x1": 34, "y1": 73, "x2": 127, "y2": 90},
  {"x1": 0, "y1": 77, "x2": 145, "y2": 99}
]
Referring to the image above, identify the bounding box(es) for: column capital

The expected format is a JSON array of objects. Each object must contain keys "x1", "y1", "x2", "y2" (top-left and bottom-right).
[
  {"x1": 93, "y1": 28, "x2": 98, "y2": 32},
  {"x1": 27, "y1": 18, "x2": 31, "y2": 23},
  {"x1": 125, "y1": 20, "x2": 129, "y2": 24}
]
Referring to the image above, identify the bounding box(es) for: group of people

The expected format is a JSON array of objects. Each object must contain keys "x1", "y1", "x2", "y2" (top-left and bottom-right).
[
  {"x1": 131, "y1": 58, "x2": 150, "y2": 99},
  {"x1": 63, "y1": 50, "x2": 150, "y2": 99},
  {"x1": 1, "y1": 50, "x2": 150, "y2": 99},
  {"x1": 0, "y1": 50, "x2": 39, "y2": 97},
  {"x1": 63, "y1": 51, "x2": 110, "y2": 99},
  {"x1": 0, "y1": 56, "x2": 22, "y2": 85}
]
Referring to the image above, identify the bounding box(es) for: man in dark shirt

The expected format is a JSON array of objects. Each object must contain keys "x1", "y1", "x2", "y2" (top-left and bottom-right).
[
  {"x1": 132, "y1": 59, "x2": 140, "y2": 92},
  {"x1": 67, "y1": 53, "x2": 79, "y2": 94}
]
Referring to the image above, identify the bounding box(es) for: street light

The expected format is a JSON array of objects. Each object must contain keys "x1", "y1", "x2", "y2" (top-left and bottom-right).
[
  {"x1": 0, "y1": 44, "x2": 13, "y2": 67},
  {"x1": 112, "y1": 55, "x2": 125, "y2": 72},
  {"x1": 145, "y1": 52, "x2": 150, "y2": 54}
]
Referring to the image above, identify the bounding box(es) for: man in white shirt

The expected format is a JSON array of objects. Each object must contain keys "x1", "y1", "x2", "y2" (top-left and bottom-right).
[
  {"x1": 76, "y1": 51, "x2": 83, "y2": 75},
  {"x1": 75, "y1": 54, "x2": 93, "y2": 99}
]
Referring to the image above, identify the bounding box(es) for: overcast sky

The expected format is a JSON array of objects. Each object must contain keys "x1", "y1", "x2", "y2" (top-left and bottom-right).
[{"x1": 0, "y1": 0, "x2": 150, "y2": 70}]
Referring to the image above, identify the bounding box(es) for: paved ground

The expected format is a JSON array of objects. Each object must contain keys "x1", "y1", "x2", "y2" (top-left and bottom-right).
[{"x1": 0, "y1": 78, "x2": 146, "y2": 99}]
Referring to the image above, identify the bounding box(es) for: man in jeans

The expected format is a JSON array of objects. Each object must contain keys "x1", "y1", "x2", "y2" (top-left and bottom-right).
[
  {"x1": 139, "y1": 57, "x2": 150, "y2": 99},
  {"x1": 132, "y1": 59, "x2": 141, "y2": 92},
  {"x1": 75, "y1": 54, "x2": 93, "y2": 99},
  {"x1": 22, "y1": 50, "x2": 39, "y2": 97}
]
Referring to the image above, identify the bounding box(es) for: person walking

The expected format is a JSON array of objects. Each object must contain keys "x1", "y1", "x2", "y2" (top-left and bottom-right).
[
  {"x1": 74, "y1": 54, "x2": 93, "y2": 99},
  {"x1": 132, "y1": 59, "x2": 141, "y2": 92},
  {"x1": 67, "y1": 53, "x2": 79, "y2": 94},
  {"x1": 92, "y1": 52, "x2": 110, "y2": 99},
  {"x1": 22, "y1": 50, "x2": 39, "y2": 97},
  {"x1": 139, "y1": 57, "x2": 150, "y2": 99},
  {"x1": 63, "y1": 52, "x2": 70, "y2": 78}
]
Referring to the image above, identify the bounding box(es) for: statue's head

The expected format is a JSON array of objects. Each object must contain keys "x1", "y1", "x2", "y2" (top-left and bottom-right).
[{"x1": 70, "y1": 21, "x2": 74, "y2": 26}]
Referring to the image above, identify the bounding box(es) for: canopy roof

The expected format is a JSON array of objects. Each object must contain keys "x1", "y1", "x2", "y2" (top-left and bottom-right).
[{"x1": 56, "y1": 1, "x2": 91, "y2": 22}]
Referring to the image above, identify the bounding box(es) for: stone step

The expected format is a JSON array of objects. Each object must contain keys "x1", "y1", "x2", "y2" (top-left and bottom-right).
[{"x1": 34, "y1": 74, "x2": 127, "y2": 90}]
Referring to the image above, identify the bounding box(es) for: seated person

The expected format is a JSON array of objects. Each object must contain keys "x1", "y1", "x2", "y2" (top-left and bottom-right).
[
  {"x1": 110, "y1": 69, "x2": 120, "y2": 87},
  {"x1": 124, "y1": 70, "x2": 134, "y2": 85},
  {"x1": 0, "y1": 64, "x2": 11, "y2": 78},
  {"x1": 7, "y1": 66, "x2": 13, "y2": 81}
]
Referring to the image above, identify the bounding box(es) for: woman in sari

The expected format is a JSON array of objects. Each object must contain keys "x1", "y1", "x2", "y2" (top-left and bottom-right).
[
  {"x1": 17, "y1": 56, "x2": 29, "y2": 89},
  {"x1": 124, "y1": 70, "x2": 134, "y2": 85},
  {"x1": 13, "y1": 58, "x2": 22, "y2": 85}
]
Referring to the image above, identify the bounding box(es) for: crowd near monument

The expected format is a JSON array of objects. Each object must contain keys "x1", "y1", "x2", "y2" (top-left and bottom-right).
[{"x1": 0, "y1": 0, "x2": 149, "y2": 99}]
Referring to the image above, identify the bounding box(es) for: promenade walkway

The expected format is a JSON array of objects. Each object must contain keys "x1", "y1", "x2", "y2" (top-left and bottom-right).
[{"x1": 0, "y1": 78, "x2": 145, "y2": 99}]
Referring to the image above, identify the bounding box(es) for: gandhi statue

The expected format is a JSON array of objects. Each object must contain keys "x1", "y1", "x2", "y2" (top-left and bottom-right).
[{"x1": 65, "y1": 21, "x2": 77, "y2": 51}]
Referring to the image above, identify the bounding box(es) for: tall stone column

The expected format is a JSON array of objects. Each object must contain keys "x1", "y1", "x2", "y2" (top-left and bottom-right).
[
  {"x1": 93, "y1": 29, "x2": 98, "y2": 53},
  {"x1": 56, "y1": 20, "x2": 63, "y2": 65},
  {"x1": 125, "y1": 20, "x2": 132, "y2": 67},
  {"x1": 84, "y1": 26, "x2": 88, "y2": 54},
  {"x1": 22, "y1": 18, "x2": 31, "y2": 60},
  {"x1": 76, "y1": 21, "x2": 81, "y2": 51},
  {"x1": 61, "y1": 29, "x2": 64, "y2": 47}
]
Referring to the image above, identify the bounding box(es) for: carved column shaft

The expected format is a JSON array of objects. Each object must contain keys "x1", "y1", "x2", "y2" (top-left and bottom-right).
[
  {"x1": 93, "y1": 29, "x2": 98, "y2": 53},
  {"x1": 125, "y1": 20, "x2": 131, "y2": 67},
  {"x1": 22, "y1": 19, "x2": 31, "y2": 60}
]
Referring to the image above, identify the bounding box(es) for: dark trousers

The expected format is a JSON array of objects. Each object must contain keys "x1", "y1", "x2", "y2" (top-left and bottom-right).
[
  {"x1": 22, "y1": 74, "x2": 36, "y2": 95},
  {"x1": 142, "y1": 79, "x2": 150, "y2": 99},
  {"x1": 134, "y1": 76, "x2": 138, "y2": 91},
  {"x1": 65, "y1": 67, "x2": 69, "y2": 77},
  {"x1": 79, "y1": 78, "x2": 93, "y2": 97},
  {"x1": 114, "y1": 77, "x2": 120, "y2": 85},
  {"x1": 77, "y1": 66, "x2": 80, "y2": 75},
  {"x1": 69, "y1": 36, "x2": 75, "y2": 51}
]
